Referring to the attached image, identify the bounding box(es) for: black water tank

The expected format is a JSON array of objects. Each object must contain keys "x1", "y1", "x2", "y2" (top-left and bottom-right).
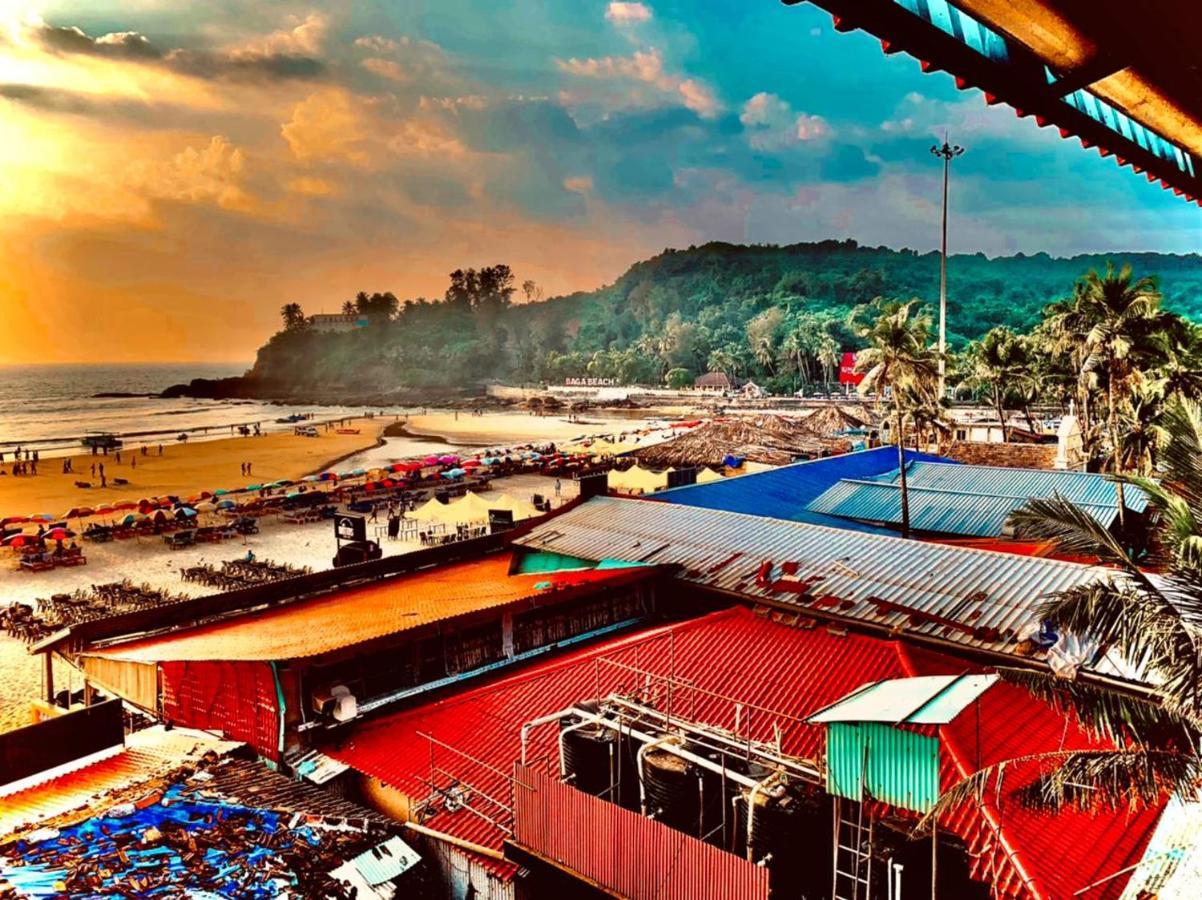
[
  {"x1": 738, "y1": 782, "x2": 831, "y2": 898},
  {"x1": 643, "y1": 746, "x2": 701, "y2": 834},
  {"x1": 559, "y1": 717, "x2": 616, "y2": 797}
]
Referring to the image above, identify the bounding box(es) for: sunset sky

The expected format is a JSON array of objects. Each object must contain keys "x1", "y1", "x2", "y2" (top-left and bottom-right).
[{"x1": 1, "y1": 1, "x2": 1199, "y2": 365}]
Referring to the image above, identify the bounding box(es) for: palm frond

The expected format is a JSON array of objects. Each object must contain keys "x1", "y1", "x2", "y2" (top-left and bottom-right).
[
  {"x1": 995, "y1": 667, "x2": 1199, "y2": 746},
  {"x1": 1007, "y1": 494, "x2": 1138, "y2": 573}
]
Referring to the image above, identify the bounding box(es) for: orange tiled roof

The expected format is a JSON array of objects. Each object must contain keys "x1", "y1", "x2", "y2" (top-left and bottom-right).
[{"x1": 87, "y1": 554, "x2": 654, "y2": 663}]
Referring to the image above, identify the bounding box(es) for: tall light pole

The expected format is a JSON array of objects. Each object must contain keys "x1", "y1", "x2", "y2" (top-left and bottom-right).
[{"x1": 930, "y1": 137, "x2": 964, "y2": 399}]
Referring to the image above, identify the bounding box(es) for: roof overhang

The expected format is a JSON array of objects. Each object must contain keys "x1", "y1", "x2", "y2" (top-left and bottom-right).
[{"x1": 785, "y1": 0, "x2": 1202, "y2": 204}]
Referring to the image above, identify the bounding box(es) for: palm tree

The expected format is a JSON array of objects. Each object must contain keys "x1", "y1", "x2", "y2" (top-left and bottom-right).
[
  {"x1": 851, "y1": 298, "x2": 940, "y2": 538},
  {"x1": 932, "y1": 396, "x2": 1202, "y2": 822},
  {"x1": 817, "y1": 335, "x2": 840, "y2": 388},
  {"x1": 966, "y1": 327, "x2": 1027, "y2": 441}
]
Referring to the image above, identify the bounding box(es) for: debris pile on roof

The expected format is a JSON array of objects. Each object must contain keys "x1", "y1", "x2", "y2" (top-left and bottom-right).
[
  {"x1": 1, "y1": 752, "x2": 420, "y2": 899},
  {"x1": 946, "y1": 440, "x2": 1058, "y2": 469},
  {"x1": 632, "y1": 415, "x2": 850, "y2": 467}
]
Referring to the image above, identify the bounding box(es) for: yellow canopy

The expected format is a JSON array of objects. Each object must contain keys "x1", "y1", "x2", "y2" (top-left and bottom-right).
[
  {"x1": 609, "y1": 464, "x2": 673, "y2": 495},
  {"x1": 448, "y1": 491, "x2": 493, "y2": 523},
  {"x1": 490, "y1": 493, "x2": 541, "y2": 521},
  {"x1": 409, "y1": 497, "x2": 458, "y2": 524},
  {"x1": 695, "y1": 466, "x2": 724, "y2": 484}
]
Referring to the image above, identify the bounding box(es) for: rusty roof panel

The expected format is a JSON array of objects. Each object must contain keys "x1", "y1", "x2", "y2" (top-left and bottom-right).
[{"x1": 514, "y1": 497, "x2": 1108, "y2": 656}]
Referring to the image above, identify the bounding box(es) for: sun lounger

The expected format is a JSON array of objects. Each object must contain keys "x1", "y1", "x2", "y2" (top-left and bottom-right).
[
  {"x1": 56, "y1": 553, "x2": 86, "y2": 567},
  {"x1": 20, "y1": 557, "x2": 54, "y2": 572},
  {"x1": 163, "y1": 531, "x2": 194, "y2": 549}
]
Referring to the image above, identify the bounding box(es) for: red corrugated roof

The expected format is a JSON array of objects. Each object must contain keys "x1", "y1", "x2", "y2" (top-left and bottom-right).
[
  {"x1": 326, "y1": 607, "x2": 1163, "y2": 898},
  {"x1": 88, "y1": 554, "x2": 657, "y2": 662}
]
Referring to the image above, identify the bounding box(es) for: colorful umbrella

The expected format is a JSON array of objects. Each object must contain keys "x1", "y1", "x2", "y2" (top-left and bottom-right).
[
  {"x1": 94, "y1": 504, "x2": 115, "y2": 516},
  {"x1": 120, "y1": 513, "x2": 147, "y2": 526},
  {"x1": 213, "y1": 488, "x2": 231, "y2": 496},
  {"x1": 302, "y1": 474, "x2": 322, "y2": 482},
  {"x1": 45, "y1": 527, "x2": 74, "y2": 541},
  {"x1": 113, "y1": 501, "x2": 138, "y2": 511},
  {"x1": 216, "y1": 499, "x2": 236, "y2": 510},
  {"x1": 245, "y1": 484, "x2": 263, "y2": 492},
  {"x1": 63, "y1": 507, "x2": 94, "y2": 520},
  {"x1": 175, "y1": 507, "x2": 198, "y2": 518},
  {"x1": 29, "y1": 513, "x2": 56, "y2": 522},
  {"x1": 3, "y1": 533, "x2": 37, "y2": 547},
  {"x1": 0, "y1": 516, "x2": 29, "y2": 526}
]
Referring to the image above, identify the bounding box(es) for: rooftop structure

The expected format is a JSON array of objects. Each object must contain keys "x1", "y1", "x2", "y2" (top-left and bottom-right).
[
  {"x1": 515, "y1": 496, "x2": 1111, "y2": 662},
  {"x1": 807, "y1": 460, "x2": 1148, "y2": 537},
  {"x1": 650, "y1": 446, "x2": 952, "y2": 531},
  {"x1": 324, "y1": 605, "x2": 1165, "y2": 899},
  {"x1": 62, "y1": 551, "x2": 666, "y2": 762}
]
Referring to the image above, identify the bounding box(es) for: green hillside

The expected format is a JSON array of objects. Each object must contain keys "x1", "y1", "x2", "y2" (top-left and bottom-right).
[{"x1": 205, "y1": 241, "x2": 1202, "y2": 398}]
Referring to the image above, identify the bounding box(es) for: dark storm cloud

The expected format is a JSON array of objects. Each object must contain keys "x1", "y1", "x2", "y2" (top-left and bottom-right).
[{"x1": 37, "y1": 24, "x2": 162, "y2": 59}]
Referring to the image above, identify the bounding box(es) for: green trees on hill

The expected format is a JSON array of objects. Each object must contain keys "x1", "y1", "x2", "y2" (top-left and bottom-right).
[{"x1": 247, "y1": 241, "x2": 1202, "y2": 400}]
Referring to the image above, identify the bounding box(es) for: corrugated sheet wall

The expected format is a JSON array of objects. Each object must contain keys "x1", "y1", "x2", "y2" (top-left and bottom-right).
[
  {"x1": 160, "y1": 660, "x2": 280, "y2": 761},
  {"x1": 512, "y1": 764, "x2": 769, "y2": 900},
  {"x1": 82, "y1": 656, "x2": 158, "y2": 713},
  {"x1": 826, "y1": 722, "x2": 939, "y2": 814}
]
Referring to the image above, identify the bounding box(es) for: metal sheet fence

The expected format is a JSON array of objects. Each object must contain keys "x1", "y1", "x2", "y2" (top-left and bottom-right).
[{"x1": 512, "y1": 763, "x2": 768, "y2": 900}]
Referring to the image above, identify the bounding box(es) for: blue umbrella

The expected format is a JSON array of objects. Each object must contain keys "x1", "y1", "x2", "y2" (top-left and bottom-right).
[
  {"x1": 175, "y1": 507, "x2": 198, "y2": 518},
  {"x1": 216, "y1": 499, "x2": 236, "y2": 510}
]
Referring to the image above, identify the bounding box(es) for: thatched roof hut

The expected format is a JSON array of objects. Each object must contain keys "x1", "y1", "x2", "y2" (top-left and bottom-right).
[
  {"x1": 632, "y1": 415, "x2": 850, "y2": 468},
  {"x1": 800, "y1": 405, "x2": 876, "y2": 436}
]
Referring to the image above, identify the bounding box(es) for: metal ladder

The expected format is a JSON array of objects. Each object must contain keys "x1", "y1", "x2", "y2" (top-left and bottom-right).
[{"x1": 833, "y1": 797, "x2": 873, "y2": 900}]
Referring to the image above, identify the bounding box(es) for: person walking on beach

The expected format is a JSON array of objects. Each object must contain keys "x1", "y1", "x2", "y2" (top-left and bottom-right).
[
  {"x1": 115, "y1": 450, "x2": 121, "y2": 463},
  {"x1": 554, "y1": 478, "x2": 562, "y2": 500},
  {"x1": 90, "y1": 463, "x2": 95, "y2": 478},
  {"x1": 131, "y1": 456, "x2": 136, "y2": 470},
  {"x1": 246, "y1": 462, "x2": 252, "y2": 476},
  {"x1": 158, "y1": 444, "x2": 163, "y2": 456}
]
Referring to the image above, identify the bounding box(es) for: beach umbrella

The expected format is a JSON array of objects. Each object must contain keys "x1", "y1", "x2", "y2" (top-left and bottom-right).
[
  {"x1": 423, "y1": 455, "x2": 440, "y2": 465},
  {"x1": 94, "y1": 504, "x2": 115, "y2": 516},
  {"x1": 285, "y1": 491, "x2": 302, "y2": 499},
  {"x1": 302, "y1": 474, "x2": 322, "y2": 482},
  {"x1": 245, "y1": 484, "x2": 262, "y2": 492},
  {"x1": 195, "y1": 501, "x2": 217, "y2": 512},
  {"x1": 120, "y1": 513, "x2": 146, "y2": 526},
  {"x1": 175, "y1": 507, "x2": 197, "y2": 519},
  {"x1": 213, "y1": 488, "x2": 231, "y2": 496},
  {"x1": 350, "y1": 468, "x2": 368, "y2": 477},
  {"x1": 62, "y1": 507, "x2": 93, "y2": 520},
  {"x1": 45, "y1": 527, "x2": 74, "y2": 541},
  {"x1": 29, "y1": 513, "x2": 56, "y2": 522},
  {"x1": 462, "y1": 460, "x2": 482, "y2": 469},
  {"x1": 3, "y1": 533, "x2": 37, "y2": 547},
  {"x1": 113, "y1": 501, "x2": 138, "y2": 511},
  {"x1": 216, "y1": 499, "x2": 236, "y2": 510},
  {"x1": 363, "y1": 481, "x2": 379, "y2": 492},
  {"x1": 0, "y1": 516, "x2": 29, "y2": 527}
]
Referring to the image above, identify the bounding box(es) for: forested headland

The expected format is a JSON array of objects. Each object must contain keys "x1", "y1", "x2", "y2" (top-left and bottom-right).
[{"x1": 164, "y1": 240, "x2": 1202, "y2": 400}]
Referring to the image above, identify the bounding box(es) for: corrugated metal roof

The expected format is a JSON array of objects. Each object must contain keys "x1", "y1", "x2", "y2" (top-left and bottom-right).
[
  {"x1": 514, "y1": 497, "x2": 1109, "y2": 657},
  {"x1": 807, "y1": 461, "x2": 1148, "y2": 537},
  {"x1": 651, "y1": 447, "x2": 952, "y2": 532},
  {"x1": 326, "y1": 606, "x2": 1162, "y2": 900},
  {"x1": 808, "y1": 674, "x2": 998, "y2": 725},
  {"x1": 87, "y1": 554, "x2": 659, "y2": 662}
]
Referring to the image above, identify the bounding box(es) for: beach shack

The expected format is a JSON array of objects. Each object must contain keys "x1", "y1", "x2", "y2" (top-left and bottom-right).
[{"x1": 42, "y1": 547, "x2": 668, "y2": 765}]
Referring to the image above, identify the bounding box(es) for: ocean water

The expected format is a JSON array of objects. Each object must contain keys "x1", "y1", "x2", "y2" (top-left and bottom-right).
[{"x1": 0, "y1": 363, "x2": 387, "y2": 455}]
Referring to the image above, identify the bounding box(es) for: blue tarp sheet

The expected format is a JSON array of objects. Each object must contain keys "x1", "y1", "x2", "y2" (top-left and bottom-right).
[
  {"x1": 1, "y1": 785, "x2": 326, "y2": 898},
  {"x1": 650, "y1": 447, "x2": 953, "y2": 534}
]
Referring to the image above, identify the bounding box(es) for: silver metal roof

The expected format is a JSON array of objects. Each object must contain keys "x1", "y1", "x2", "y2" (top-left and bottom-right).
[
  {"x1": 805, "y1": 461, "x2": 1147, "y2": 537},
  {"x1": 515, "y1": 497, "x2": 1112, "y2": 657}
]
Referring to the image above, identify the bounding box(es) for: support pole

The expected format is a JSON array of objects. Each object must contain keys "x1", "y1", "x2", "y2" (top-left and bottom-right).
[{"x1": 43, "y1": 653, "x2": 54, "y2": 704}]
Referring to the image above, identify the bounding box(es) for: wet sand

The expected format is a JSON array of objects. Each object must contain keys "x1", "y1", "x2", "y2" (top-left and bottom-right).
[{"x1": 0, "y1": 417, "x2": 388, "y2": 521}]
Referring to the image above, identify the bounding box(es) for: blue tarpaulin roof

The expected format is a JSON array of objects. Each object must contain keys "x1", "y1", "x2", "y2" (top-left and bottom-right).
[{"x1": 650, "y1": 447, "x2": 953, "y2": 534}]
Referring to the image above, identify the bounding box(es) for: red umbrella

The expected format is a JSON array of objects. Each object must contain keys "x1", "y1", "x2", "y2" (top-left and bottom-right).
[
  {"x1": 45, "y1": 527, "x2": 74, "y2": 542},
  {"x1": 3, "y1": 533, "x2": 38, "y2": 547},
  {"x1": 1, "y1": 516, "x2": 29, "y2": 526},
  {"x1": 113, "y1": 501, "x2": 138, "y2": 511}
]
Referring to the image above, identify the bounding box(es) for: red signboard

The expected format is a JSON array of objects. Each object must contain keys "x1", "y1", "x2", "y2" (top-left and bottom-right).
[
  {"x1": 839, "y1": 351, "x2": 864, "y2": 385},
  {"x1": 512, "y1": 763, "x2": 769, "y2": 900}
]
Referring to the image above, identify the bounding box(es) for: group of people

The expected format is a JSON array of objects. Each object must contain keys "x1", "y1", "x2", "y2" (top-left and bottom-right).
[
  {"x1": 368, "y1": 499, "x2": 413, "y2": 540},
  {"x1": 240, "y1": 461, "x2": 255, "y2": 477},
  {"x1": 2, "y1": 446, "x2": 38, "y2": 476}
]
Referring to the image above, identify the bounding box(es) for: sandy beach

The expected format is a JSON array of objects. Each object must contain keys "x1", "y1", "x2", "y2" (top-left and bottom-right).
[
  {"x1": 400, "y1": 410, "x2": 665, "y2": 446},
  {"x1": 0, "y1": 416, "x2": 389, "y2": 521}
]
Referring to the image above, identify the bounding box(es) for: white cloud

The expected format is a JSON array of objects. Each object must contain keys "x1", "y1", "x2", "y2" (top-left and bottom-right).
[
  {"x1": 234, "y1": 12, "x2": 328, "y2": 57},
  {"x1": 563, "y1": 175, "x2": 594, "y2": 194},
  {"x1": 605, "y1": 2, "x2": 652, "y2": 23},
  {"x1": 556, "y1": 47, "x2": 720, "y2": 118},
  {"x1": 740, "y1": 92, "x2": 830, "y2": 150}
]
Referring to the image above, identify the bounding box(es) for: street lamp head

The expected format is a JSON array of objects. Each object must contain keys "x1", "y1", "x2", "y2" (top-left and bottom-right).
[{"x1": 930, "y1": 140, "x2": 967, "y2": 160}]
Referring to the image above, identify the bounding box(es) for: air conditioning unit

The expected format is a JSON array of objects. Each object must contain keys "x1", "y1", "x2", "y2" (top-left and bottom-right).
[{"x1": 311, "y1": 684, "x2": 358, "y2": 722}]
